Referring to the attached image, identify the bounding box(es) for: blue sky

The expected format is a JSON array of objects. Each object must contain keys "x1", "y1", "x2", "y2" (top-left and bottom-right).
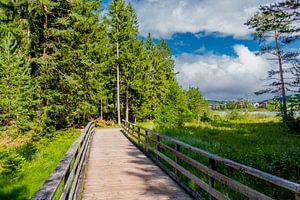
[
  {"x1": 103, "y1": 0, "x2": 299, "y2": 101},
  {"x1": 153, "y1": 32, "x2": 259, "y2": 56}
]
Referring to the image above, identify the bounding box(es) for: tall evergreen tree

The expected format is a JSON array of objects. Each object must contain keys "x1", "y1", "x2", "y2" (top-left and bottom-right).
[
  {"x1": 245, "y1": 3, "x2": 299, "y2": 120},
  {"x1": 106, "y1": 0, "x2": 127, "y2": 125},
  {"x1": 0, "y1": 33, "x2": 35, "y2": 135}
]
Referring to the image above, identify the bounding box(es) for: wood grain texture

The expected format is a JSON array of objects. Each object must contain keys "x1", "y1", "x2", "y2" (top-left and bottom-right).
[{"x1": 82, "y1": 128, "x2": 193, "y2": 200}]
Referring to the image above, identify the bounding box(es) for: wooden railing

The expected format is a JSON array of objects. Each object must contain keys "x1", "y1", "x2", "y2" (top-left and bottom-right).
[
  {"x1": 122, "y1": 120, "x2": 300, "y2": 200},
  {"x1": 33, "y1": 122, "x2": 95, "y2": 200}
]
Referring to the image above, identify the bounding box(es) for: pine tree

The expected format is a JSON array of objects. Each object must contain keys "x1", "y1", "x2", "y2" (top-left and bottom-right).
[
  {"x1": 186, "y1": 87, "x2": 209, "y2": 122},
  {"x1": 106, "y1": 0, "x2": 127, "y2": 125},
  {"x1": 0, "y1": 33, "x2": 35, "y2": 135},
  {"x1": 245, "y1": 3, "x2": 299, "y2": 120}
]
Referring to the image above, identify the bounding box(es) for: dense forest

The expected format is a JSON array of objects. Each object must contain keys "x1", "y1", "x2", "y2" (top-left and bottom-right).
[
  {"x1": 0, "y1": 0, "x2": 207, "y2": 139},
  {"x1": 0, "y1": 0, "x2": 299, "y2": 199}
]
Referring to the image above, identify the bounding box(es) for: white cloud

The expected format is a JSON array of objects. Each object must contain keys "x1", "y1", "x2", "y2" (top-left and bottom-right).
[
  {"x1": 131, "y1": 0, "x2": 277, "y2": 38},
  {"x1": 194, "y1": 45, "x2": 206, "y2": 53},
  {"x1": 175, "y1": 45, "x2": 272, "y2": 100}
]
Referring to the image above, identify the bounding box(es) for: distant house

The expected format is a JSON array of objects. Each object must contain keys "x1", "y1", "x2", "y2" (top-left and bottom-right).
[
  {"x1": 253, "y1": 102, "x2": 260, "y2": 108},
  {"x1": 209, "y1": 104, "x2": 220, "y2": 110},
  {"x1": 253, "y1": 102, "x2": 267, "y2": 108}
]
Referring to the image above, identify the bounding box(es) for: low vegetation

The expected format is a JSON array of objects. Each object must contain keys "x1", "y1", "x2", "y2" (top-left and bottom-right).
[
  {"x1": 0, "y1": 129, "x2": 80, "y2": 200},
  {"x1": 140, "y1": 114, "x2": 300, "y2": 198}
]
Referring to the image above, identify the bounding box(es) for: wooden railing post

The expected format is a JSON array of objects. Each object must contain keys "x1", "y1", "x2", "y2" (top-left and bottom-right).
[
  {"x1": 145, "y1": 130, "x2": 148, "y2": 152},
  {"x1": 138, "y1": 127, "x2": 141, "y2": 145},
  {"x1": 296, "y1": 192, "x2": 300, "y2": 200},
  {"x1": 175, "y1": 143, "x2": 180, "y2": 176},
  {"x1": 129, "y1": 124, "x2": 132, "y2": 135},
  {"x1": 157, "y1": 135, "x2": 160, "y2": 159},
  {"x1": 208, "y1": 158, "x2": 216, "y2": 200},
  {"x1": 65, "y1": 165, "x2": 71, "y2": 185}
]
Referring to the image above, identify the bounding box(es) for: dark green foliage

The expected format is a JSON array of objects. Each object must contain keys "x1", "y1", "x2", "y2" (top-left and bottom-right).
[
  {"x1": 0, "y1": 0, "x2": 189, "y2": 134},
  {"x1": 0, "y1": 33, "x2": 36, "y2": 135},
  {"x1": 0, "y1": 148, "x2": 25, "y2": 175}
]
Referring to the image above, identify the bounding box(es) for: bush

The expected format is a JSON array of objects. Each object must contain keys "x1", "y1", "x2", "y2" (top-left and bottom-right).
[
  {"x1": 0, "y1": 149, "x2": 25, "y2": 175},
  {"x1": 200, "y1": 112, "x2": 210, "y2": 122},
  {"x1": 16, "y1": 142, "x2": 37, "y2": 161},
  {"x1": 285, "y1": 116, "x2": 300, "y2": 135}
]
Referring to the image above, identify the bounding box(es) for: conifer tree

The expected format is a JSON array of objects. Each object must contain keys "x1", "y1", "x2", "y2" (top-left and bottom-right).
[
  {"x1": 245, "y1": 3, "x2": 299, "y2": 120},
  {"x1": 106, "y1": 0, "x2": 127, "y2": 125},
  {"x1": 0, "y1": 33, "x2": 35, "y2": 134}
]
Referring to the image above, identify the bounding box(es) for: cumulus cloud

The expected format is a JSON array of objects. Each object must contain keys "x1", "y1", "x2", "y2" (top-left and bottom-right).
[
  {"x1": 131, "y1": 0, "x2": 277, "y2": 38},
  {"x1": 175, "y1": 45, "x2": 271, "y2": 100}
]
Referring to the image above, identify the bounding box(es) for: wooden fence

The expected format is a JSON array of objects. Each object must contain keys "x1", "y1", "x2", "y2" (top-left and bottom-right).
[
  {"x1": 122, "y1": 120, "x2": 300, "y2": 200},
  {"x1": 32, "y1": 122, "x2": 95, "y2": 200}
]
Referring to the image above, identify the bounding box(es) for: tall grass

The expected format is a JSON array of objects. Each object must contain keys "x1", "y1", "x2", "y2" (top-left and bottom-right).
[
  {"x1": 0, "y1": 128, "x2": 80, "y2": 200},
  {"x1": 140, "y1": 114, "x2": 300, "y2": 199}
]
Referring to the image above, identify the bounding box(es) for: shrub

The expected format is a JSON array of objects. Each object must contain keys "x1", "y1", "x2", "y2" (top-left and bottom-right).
[
  {"x1": 0, "y1": 149, "x2": 25, "y2": 175},
  {"x1": 95, "y1": 119, "x2": 115, "y2": 127}
]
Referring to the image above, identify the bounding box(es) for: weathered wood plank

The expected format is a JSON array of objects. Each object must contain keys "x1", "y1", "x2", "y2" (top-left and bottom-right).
[
  {"x1": 33, "y1": 122, "x2": 94, "y2": 200},
  {"x1": 82, "y1": 128, "x2": 193, "y2": 200}
]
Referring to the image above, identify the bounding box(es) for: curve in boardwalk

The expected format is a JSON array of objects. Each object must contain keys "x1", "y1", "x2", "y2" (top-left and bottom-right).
[{"x1": 82, "y1": 128, "x2": 193, "y2": 200}]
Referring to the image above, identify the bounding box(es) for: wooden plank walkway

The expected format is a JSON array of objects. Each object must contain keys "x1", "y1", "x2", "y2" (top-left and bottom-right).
[{"x1": 82, "y1": 128, "x2": 194, "y2": 200}]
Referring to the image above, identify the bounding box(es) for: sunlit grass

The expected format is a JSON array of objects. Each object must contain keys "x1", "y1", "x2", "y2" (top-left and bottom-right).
[
  {"x1": 139, "y1": 115, "x2": 300, "y2": 199},
  {"x1": 0, "y1": 128, "x2": 80, "y2": 200}
]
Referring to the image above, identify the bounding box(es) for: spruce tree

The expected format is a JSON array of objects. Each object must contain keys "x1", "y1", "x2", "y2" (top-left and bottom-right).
[{"x1": 0, "y1": 33, "x2": 35, "y2": 135}]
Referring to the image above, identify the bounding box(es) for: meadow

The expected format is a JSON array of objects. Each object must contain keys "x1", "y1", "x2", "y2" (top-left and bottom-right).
[
  {"x1": 0, "y1": 129, "x2": 80, "y2": 200},
  {"x1": 139, "y1": 113, "x2": 300, "y2": 199}
]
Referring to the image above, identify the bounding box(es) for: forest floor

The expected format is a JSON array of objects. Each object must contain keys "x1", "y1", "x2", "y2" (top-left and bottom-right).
[
  {"x1": 0, "y1": 128, "x2": 80, "y2": 200},
  {"x1": 139, "y1": 114, "x2": 300, "y2": 199}
]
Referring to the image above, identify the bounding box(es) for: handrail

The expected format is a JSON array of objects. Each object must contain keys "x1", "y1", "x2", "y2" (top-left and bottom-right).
[
  {"x1": 122, "y1": 120, "x2": 300, "y2": 200},
  {"x1": 32, "y1": 122, "x2": 95, "y2": 200}
]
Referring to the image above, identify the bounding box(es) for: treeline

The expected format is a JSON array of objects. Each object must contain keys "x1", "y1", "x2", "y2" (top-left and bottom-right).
[{"x1": 0, "y1": 0, "x2": 208, "y2": 137}]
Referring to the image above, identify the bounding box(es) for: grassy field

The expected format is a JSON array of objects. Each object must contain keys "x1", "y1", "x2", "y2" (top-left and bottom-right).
[
  {"x1": 139, "y1": 114, "x2": 300, "y2": 199},
  {"x1": 0, "y1": 128, "x2": 80, "y2": 200}
]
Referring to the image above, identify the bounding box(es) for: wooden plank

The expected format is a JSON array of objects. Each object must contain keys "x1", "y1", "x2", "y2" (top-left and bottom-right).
[
  {"x1": 33, "y1": 122, "x2": 94, "y2": 200},
  {"x1": 82, "y1": 128, "x2": 194, "y2": 200},
  {"x1": 73, "y1": 131, "x2": 93, "y2": 200},
  {"x1": 124, "y1": 129, "x2": 227, "y2": 200},
  {"x1": 68, "y1": 129, "x2": 93, "y2": 200},
  {"x1": 296, "y1": 192, "x2": 300, "y2": 200},
  {"x1": 124, "y1": 121, "x2": 300, "y2": 193},
  {"x1": 60, "y1": 128, "x2": 92, "y2": 200},
  {"x1": 32, "y1": 133, "x2": 86, "y2": 200},
  {"x1": 208, "y1": 158, "x2": 216, "y2": 200},
  {"x1": 133, "y1": 126, "x2": 274, "y2": 200},
  {"x1": 122, "y1": 129, "x2": 204, "y2": 200},
  {"x1": 175, "y1": 144, "x2": 180, "y2": 176}
]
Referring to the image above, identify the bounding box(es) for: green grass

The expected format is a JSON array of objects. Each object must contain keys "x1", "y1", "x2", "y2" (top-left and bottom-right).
[
  {"x1": 0, "y1": 128, "x2": 80, "y2": 200},
  {"x1": 139, "y1": 115, "x2": 300, "y2": 199}
]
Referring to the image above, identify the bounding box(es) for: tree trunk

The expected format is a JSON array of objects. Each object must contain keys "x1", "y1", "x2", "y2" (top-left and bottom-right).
[
  {"x1": 116, "y1": 17, "x2": 121, "y2": 125},
  {"x1": 100, "y1": 99, "x2": 103, "y2": 120},
  {"x1": 125, "y1": 85, "x2": 129, "y2": 122},
  {"x1": 275, "y1": 30, "x2": 288, "y2": 120}
]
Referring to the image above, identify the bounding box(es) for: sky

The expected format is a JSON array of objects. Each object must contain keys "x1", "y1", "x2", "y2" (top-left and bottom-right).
[{"x1": 103, "y1": 0, "x2": 299, "y2": 101}]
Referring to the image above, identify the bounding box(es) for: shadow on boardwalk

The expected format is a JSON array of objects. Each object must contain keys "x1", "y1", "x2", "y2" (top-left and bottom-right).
[{"x1": 82, "y1": 129, "x2": 193, "y2": 200}]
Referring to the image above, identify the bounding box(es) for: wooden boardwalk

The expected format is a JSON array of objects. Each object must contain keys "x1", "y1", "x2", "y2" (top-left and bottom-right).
[{"x1": 82, "y1": 128, "x2": 193, "y2": 200}]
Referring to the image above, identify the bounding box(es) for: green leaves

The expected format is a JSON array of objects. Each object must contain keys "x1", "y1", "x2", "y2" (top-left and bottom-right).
[{"x1": 0, "y1": 0, "x2": 207, "y2": 135}]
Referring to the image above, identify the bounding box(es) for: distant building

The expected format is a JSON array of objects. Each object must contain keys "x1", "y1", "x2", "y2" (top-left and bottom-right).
[
  {"x1": 253, "y1": 102, "x2": 260, "y2": 108},
  {"x1": 253, "y1": 102, "x2": 267, "y2": 108},
  {"x1": 209, "y1": 104, "x2": 220, "y2": 110}
]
